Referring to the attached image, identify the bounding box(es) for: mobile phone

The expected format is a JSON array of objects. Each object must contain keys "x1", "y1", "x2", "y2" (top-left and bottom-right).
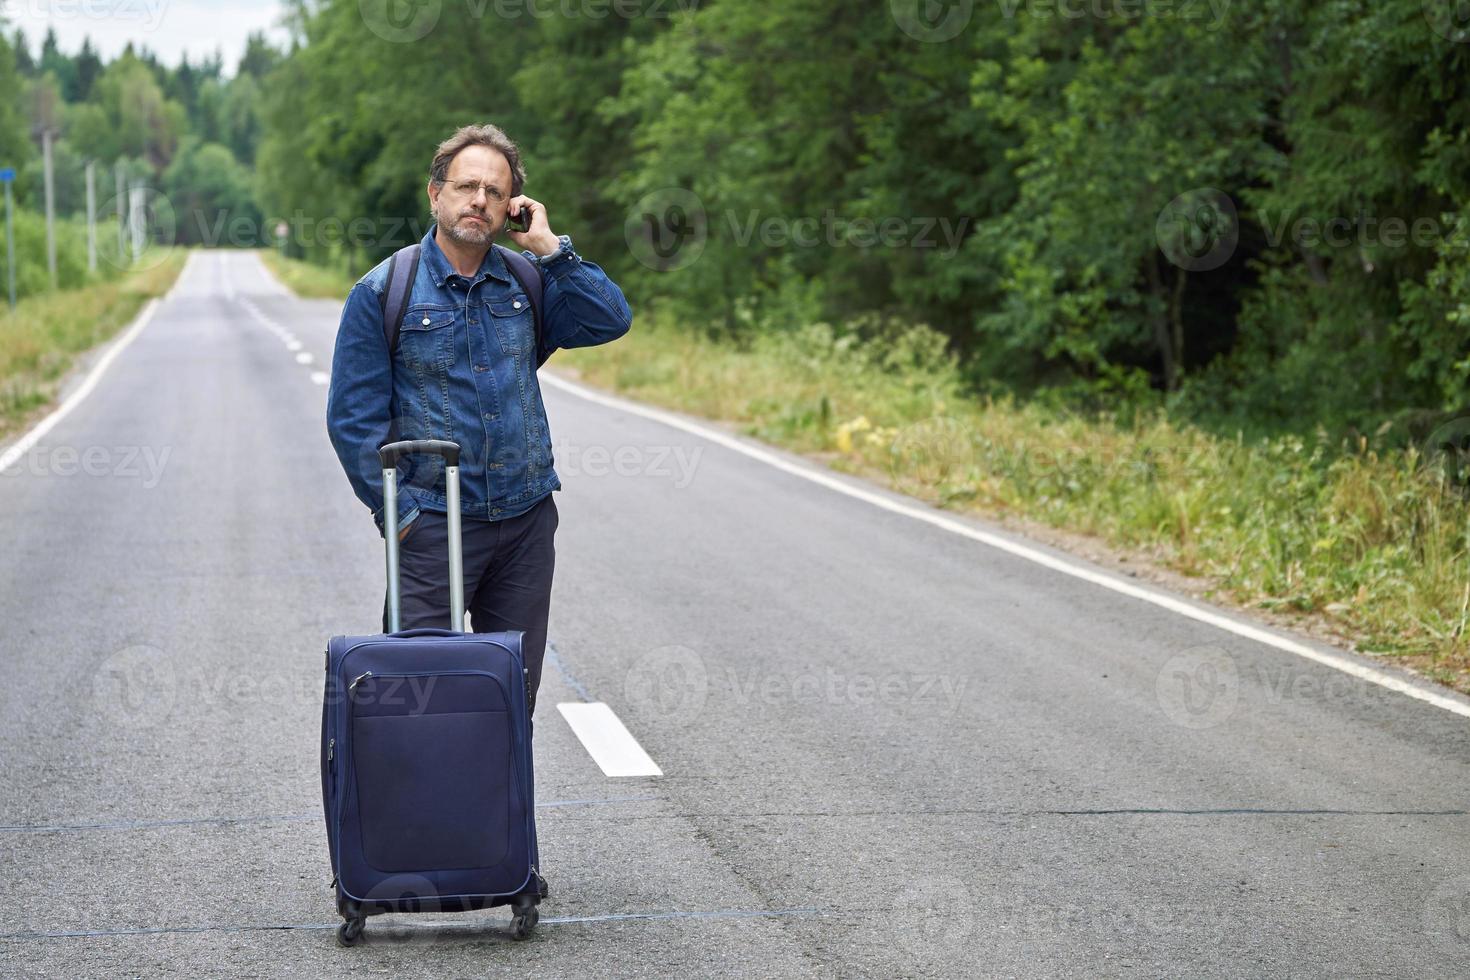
[{"x1": 508, "y1": 204, "x2": 533, "y2": 233}]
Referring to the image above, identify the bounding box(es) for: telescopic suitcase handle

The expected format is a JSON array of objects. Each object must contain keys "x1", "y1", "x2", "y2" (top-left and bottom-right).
[
  {"x1": 379, "y1": 439, "x2": 460, "y2": 469},
  {"x1": 379, "y1": 439, "x2": 464, "y2": 633}
]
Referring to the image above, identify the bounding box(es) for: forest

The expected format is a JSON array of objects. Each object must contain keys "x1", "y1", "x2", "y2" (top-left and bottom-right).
[{"x1": 3, "y1": 1, "x2": 1468, "y2": 446}]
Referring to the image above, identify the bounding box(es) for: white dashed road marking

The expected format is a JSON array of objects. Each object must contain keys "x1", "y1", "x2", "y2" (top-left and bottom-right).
[{"x1": 557, "y1": 703, "x2": 663, "y2": 778}]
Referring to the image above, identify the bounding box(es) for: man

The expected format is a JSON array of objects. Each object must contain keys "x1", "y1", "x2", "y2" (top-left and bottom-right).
[{"x1": 326, "y1": 124, "x2": 632, "y2": 716}]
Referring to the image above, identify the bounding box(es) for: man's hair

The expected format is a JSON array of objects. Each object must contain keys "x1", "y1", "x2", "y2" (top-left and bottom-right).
[{"x1": 428, "y1": 124, "x2": 527, "y2": 197}]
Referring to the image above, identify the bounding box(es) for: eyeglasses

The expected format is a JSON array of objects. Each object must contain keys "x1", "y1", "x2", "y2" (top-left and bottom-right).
[{"x1": 447, "y1": 180, "x2": 507, "y2": 202}]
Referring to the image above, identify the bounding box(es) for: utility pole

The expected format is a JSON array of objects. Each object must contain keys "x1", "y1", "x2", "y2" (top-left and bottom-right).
[
  {"x1": 1, "y1": 166, "x2": 15, "y2": 310},
  {"x1": 129, "y1": 181, "x2": 145, "y2": 262},
  {"x1": 42, "y1": 129, "x2": 56, "y2": 289},
  {"x1": 115, "y1": 162, "x2": 126, "y2": 263},
  {"x1": 86, "y1": 160, "x2": 97, "y2": 273}
]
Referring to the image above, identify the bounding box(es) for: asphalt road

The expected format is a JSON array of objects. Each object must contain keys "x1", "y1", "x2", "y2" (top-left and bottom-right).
[{"x1": 2, "y1": 249, "x2": 1469, "y2": 978}]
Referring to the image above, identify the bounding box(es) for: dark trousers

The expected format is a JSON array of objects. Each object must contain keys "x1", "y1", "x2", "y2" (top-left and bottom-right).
[{"x1": 383, "y1": 493, "x2": 558, "y2": 715}]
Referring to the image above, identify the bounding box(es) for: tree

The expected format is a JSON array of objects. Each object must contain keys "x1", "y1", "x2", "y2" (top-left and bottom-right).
[
  {"x1": 218, "y1": 73, "x2": 261, "y2": 165},
  {"x1": 12, "y1": 29, "x2": 33, "y2": 76},
  {"x1": 39, "y1": 29, "x2": 74, "y2": 98},
  {"x1": 974, "y1": 16, "x2": 1271, "y2": 394},
  {"x1": 236, "y1": 32, "x2": 280, "y2": 80},
  {"x1": 163, "y1": 139, "x2": 262, "y2": 246},
  {"x1": 0, "y1": 30, "x2": 31, "y2": 176},
  {"x1": 74, "y1": 37, "x2": 102, "y2": 101},
  {"x1": 83, "y1": 53, "x2": 187, "y2": 170}
]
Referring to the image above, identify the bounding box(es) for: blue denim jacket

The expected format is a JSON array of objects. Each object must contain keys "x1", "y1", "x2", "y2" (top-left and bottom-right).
[{"x1": 326, "y1": 225, "x2": 632, "y2": 535}]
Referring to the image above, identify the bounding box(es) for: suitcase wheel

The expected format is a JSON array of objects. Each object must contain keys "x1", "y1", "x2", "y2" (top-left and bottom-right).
[
  {"x1": 336, "y1": 917, "x2": 366, "y2": 947},
  {"x1": 510, "y1": 898, "x2": 539, "y2": 940}
]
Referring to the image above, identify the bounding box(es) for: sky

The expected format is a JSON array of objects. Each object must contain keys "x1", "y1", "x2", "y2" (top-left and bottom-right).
[{"x1": 5, "y1": 0, "x2": 290, "y2": 73}]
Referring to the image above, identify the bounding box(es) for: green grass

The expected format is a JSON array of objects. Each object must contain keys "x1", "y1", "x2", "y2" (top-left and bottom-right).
[
  {"x1": 555, "y1": 311, "x2": 1470, "y2": 694},
  {"x1": 0, "y1": 248, "x2": 189, "y2": 441},
  {"x1": 258, "y1": 249, "x2": 356, "y2": 298}
]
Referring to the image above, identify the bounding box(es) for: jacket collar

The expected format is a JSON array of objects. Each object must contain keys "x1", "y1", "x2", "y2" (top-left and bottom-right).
[{"x1": 420, "y1": 223, "x2": 511, "y2": 287}]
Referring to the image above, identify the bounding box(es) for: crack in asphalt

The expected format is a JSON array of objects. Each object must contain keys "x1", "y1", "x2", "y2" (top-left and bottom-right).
[
  {"x1": 0, "y1": 906, "x2": 832, "y2": 942},
  {"x1": 579, "y1": 807, "x2": 1469, "y2": 820},
  {"x1": 0, "y1": 797, "x2": 660, "y2": 834}
]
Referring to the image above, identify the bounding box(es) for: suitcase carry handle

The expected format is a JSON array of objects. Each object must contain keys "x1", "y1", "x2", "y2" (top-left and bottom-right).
[
  {"x1": 379, "y1": 439, "x2": 460, "y2": 469},
  {"x1": 380, "y1": 439, "x2": 464, "y2": 634},
  {"x1": 388, "y1": 627, "x2": 461, "y2": 639}
]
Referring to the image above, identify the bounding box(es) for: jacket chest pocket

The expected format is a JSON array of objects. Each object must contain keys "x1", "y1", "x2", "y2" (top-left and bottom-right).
[
  {"x1": 486, "y1": 295, "x2": 533, "y2": 356},
  {"x1": 399, "y1": 306, "x2": 457, "y2": 376}
]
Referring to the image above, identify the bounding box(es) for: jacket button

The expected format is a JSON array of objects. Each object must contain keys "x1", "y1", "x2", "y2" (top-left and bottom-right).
[{"x1": 512, "y1": 300, "x2": 522, "y2": 309}]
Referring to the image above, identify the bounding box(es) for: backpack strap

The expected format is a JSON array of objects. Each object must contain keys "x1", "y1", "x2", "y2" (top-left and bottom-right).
[
  {"x1": 379, "y1": 243, "x2": 421, "y2": 355},
  {"x1": 495, "y1": 243, "x2": 551, "y2": 368}
]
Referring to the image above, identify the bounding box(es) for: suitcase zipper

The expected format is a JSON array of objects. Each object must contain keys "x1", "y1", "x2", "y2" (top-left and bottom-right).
[{"x1": 327, "y1": 737, "x2": 335, "y2": 762}]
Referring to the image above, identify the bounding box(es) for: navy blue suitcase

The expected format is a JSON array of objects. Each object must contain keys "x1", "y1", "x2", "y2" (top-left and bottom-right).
[{"x1": 322, "y1": 440, "x2": 544, "y2": 946}]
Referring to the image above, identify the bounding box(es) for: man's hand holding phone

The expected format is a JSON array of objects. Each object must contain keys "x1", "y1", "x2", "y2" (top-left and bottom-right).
[{"x1": 505, "y1": 196, "x2": 560, "y2": 257}]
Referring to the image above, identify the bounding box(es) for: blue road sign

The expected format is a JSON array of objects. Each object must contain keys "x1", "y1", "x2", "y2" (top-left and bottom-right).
[{"x1": 0, "y1": 168, "x2": 13, "y2": 182}]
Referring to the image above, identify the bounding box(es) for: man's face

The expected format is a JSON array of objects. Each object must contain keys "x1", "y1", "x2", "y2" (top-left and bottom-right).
[{"x1": 428, "y1": 145, "x2": 514, "y2": 247}]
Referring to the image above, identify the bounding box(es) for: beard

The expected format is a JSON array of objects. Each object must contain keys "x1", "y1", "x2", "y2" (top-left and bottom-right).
[{"x1": 437, "y1": 203, "x2": 497, "y2": 246}]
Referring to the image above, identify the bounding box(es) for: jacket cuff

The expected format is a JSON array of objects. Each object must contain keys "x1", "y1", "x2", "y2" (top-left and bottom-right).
[
  {"x1": 528, "y1": 235, "x2": 578, "y2": 274},
  {"x1": 374, "y1": 498, "x2": 421, "y2": 538}
]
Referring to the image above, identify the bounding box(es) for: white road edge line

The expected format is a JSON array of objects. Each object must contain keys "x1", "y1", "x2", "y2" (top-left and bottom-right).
[
  {"x1": 0, "y1": 298, "x2": 161, "y2": 477},
  {"x1": 539, "y1": 370, "x2": 1470, "y2": 721},
  {"x1": 557, "y1": 702, "x2": 663, "y2": 777}
]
